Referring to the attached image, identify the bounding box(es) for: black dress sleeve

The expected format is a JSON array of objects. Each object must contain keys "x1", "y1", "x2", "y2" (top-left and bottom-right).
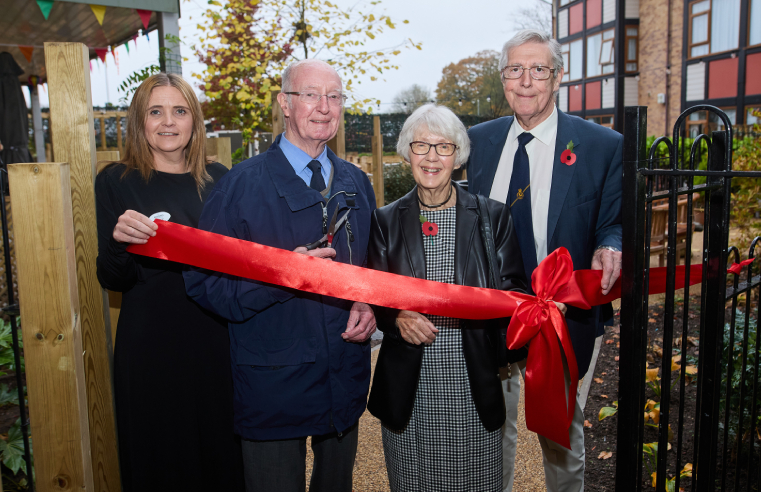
[
  {"x1": 367, "y1": 210, "x2": 403, "y2": 339},
  {"x1": 95, "y1": 168, "x2": 140, "y2": 292}
]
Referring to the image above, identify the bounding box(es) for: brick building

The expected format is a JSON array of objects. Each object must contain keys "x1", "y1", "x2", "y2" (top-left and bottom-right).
[{"x1": 553, "y1": 0, "x2": 761, "y2": 135}]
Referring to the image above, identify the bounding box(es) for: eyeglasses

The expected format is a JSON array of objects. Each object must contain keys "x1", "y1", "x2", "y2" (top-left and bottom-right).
[
  {"x1": 283, "y1": 91, "x2": 347, "y2": 106},
  {"x1": 410, "y1": 141, "x2": 458, "y2": 156},
  {"x1": 501, "y1": 65, "x2": 556, "y2": 80}
]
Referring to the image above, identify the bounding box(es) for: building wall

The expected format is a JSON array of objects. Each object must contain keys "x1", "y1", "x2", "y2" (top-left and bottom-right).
[{"x1": 638, "y1": 0, "x2": 684, "y2": 136}]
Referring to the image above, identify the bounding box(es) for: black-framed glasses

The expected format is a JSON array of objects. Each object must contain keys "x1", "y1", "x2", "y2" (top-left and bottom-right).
[
  {"x1": 410, "y1": 141, "x2": 458, "y2": 156},
  {"x1": 501, "y1": 65, "x2": 556, "y2": 80},
  {"x1": 283, "y1": 91, "x2": 347, "y2": 106}
]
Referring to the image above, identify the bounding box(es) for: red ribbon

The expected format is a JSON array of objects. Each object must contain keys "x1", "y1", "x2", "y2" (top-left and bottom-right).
[
  {"x1": 727, "y1": 258, "x2": 755, "y2": 275},
  {"x1": 128, "y1": 221, "x2": 748, "y2": 449}
]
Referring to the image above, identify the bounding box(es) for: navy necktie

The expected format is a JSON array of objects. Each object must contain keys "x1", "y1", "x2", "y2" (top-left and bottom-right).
[
  {"x1": 307, "y1": 160, "x2": 326, "y2": 192},
  {"x1": 507, "y1": 132, "x2": 538, "y2": 284}
]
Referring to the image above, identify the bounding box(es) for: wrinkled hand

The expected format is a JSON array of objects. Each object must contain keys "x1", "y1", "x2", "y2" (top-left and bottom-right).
[
  {"x1": 293, "y1": 246, "x2": 336, "y2": 260},
  {"x1": 592, "y1": 248, "x2": 622, "y2": 296},
  {"x1": 343, "y1": 302, "x2": 376, "y2": 342},
  {"x1": 554, "y1": 302, "x2": 567, "y2": 316},
  {"x1": 113, "y1": 210, "x2": 158, "y2": 244},
  {"x1": 395, "y1": 310, "x2": 439, "y2": 345}
]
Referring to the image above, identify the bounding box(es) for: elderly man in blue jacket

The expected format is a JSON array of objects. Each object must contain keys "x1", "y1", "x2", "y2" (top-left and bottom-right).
[
  {"x1": 467, "y1": 30, "x2": 622, "y2": 492},
  {"x1": 184, "y1": 59, "x2": 377, "y2": 492}
]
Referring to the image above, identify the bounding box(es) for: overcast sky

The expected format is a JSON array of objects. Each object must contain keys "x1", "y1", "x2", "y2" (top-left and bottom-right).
[{"x1": 29, "y1": 0, "x2": 540, "y2": 112}]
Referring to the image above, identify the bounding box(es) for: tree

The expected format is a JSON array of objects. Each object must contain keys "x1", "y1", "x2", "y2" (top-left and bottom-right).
[
  {"x1": 194, "y1": 0, "x2": 421, "y2": 141},
  {"x1": 391, "y1": 84, "x2": 433, "y2": 114},
  {"x1": 513, "y1": 0, "x2": 553, "y2": 32},
  {"x1": 435, "y1": 50, "x2": 511, "y2": 119}
]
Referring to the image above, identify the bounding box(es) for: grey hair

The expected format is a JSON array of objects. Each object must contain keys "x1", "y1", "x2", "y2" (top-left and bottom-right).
[
  {"x1": 397, "y1": 104, "x2": 470, "y2": 168},
  {"x1": 280, "y1": 59, "x2": 338, "y2": 106},
  {"x1": 499, "y1": 29, "x2": 564, "y2": 75}
]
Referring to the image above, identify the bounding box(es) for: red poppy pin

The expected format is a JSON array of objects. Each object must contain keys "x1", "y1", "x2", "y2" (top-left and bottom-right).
[
  {"x1": 561, "y1": 140, "x2": 576, "y2": 166},
  {"x1": 420, "y1": 215, "x2": 438, "y2": 237}
]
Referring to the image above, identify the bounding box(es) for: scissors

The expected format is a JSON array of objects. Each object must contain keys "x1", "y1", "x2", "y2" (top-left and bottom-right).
[{"x1": 303, "y1": 207, "x2": 351, "y2": 250}]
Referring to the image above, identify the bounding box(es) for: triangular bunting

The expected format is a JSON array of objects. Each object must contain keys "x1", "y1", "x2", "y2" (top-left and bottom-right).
[
  {"x1": 90, "y1": 4, "x2": 106, "y2": 25},
  {"x1": 94, "y1": 48, "x2": 107, "y2": 63},
  {"x1": 36, "y1": 0, "x2": 54, "y2": 20},
  {"x1": 132, "y1": 34, "x2": 138, "y2": 49},
  {"x1": 145, "y1": 31, "x2": 150, "y2": 41},
  {"x1": 136, "y1": 9, "x2": 152, "y2": 30},
  {"x1": 89, "y1": 60, "x2": 93, "y2": 72},
  {"x1": 124, "y1": 41, "x2": 129, "y2": 54},
  {"x1": 18, "y1": 46, "x2": 34, "y2": 63}
]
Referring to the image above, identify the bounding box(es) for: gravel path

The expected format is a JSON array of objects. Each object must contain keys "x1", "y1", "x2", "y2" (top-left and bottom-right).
[{"x1": 307, "y1": 347, "x2": 547, "y2": 491}]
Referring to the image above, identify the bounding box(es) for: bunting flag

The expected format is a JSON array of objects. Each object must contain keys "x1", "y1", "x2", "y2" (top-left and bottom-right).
[
  {"x1": 94, "y1": 48, "x2": 107, "y2": 63},
  {"x1": 145, "y1": 30, "x2": 150, "y2": 41},
  {"x1": 132, "y1": 34, "x2": 139, "y2": 49},
  {"x1": 89, "y1": 60, "x2": 93, "y2": 72},
  {"x1": 36, "y1": 0, "x2": 54, "y2": 20},
  {"x1": 136, "y1": 9, "x2": 152, "y2": 30},
  {"x1": 113, "y1": 46, "x2": 119, "y2": 75},
  {"x1": 124, "y1": 41, "x2": 129, "y2": 54},
  {"x1": 18, "y1": 46, "x2": 34, "y2": 63},
  {"x1": 90, "y1": 4, "x2": 106, "y2": 25}
]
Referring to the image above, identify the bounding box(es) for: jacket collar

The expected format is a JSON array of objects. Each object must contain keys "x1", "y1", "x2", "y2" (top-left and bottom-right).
[
  {"x1": 265, "y1": 134, "x2": 358, "y2": 212},
  {"x1": 397, "y1": 181, "x2": 478, "y2": 284},
  {"x1": 547, "y1": 109, "x2": 581, "y2": 248},
  {"x1": 478, "y1": 116, "x2": 514, "y2": 198}
]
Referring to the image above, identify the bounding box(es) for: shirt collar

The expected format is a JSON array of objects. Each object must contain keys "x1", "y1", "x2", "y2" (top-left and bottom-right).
[
  {"x1": 509, "y1": 104, "x2": 558, "y2": 147},
  {"x1": 279, "y1": 133, "x2": 330, "y2": 174}
]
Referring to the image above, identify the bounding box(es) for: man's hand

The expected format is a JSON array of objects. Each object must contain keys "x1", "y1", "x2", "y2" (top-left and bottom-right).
[
  {"x1": 113, "y1": 210, "x2": 158, "y2": 244},
  {"x1": 343, "y1": 302, "x2": 376, "y2": 342},
  {"x1": 592, "y1": 248, "x2": 622, "y2": 296},
  {"x1": 395, "y1": 310, "x2": 438, "y2": 345},
  {"x1": 293, "y1": 246, "x2": 336, "y2": 260}
]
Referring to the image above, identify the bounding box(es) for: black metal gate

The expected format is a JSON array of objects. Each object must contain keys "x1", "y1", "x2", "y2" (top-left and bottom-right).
[{"x1": 617, "y1": 105, "x2": 761, "y2": 491}]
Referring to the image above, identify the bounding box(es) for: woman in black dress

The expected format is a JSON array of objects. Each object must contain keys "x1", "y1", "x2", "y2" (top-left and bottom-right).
[{"x1": 95, "y1": 74, "x2": 243, "y2": 491}]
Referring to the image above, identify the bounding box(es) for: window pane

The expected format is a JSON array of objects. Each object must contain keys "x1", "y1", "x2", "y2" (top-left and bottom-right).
[
  {"x1": 747, "y1": 107, "x2": 760, "y2": 125},
  {"x1": 587, "y1": 34, "x2": 602, "y2": 77},
  {"x1": 626, "y1": 27, "x2": 638, "y2": 36},
  {"x1": 627, "y1": 38, "x2": 637, "y2": 60},
  {"x1": 560, "y1": 0, "x2": 571, "y2": 5},
  {"x1": 626, "y1": 62, "x2": 638, "y2": 71},
  {"x1": 600, "y1": 39, "x2": 614, "y2": 64},
  {"x1": 689, "y1": 111, "x2": 707, "y2": 121},
  {"x1": 692, "y1": 14, "x2": 709, "y2": 44},
  {"x1": 750, "y1": 0, "x2": 761, "y2": 45},
  {"x1": 711, "y1": 0, "x2": 740, "y2": 52},
  {"x1": 709, "y1": 109, "x2": 736, "y2": 127},
  {"x1": 603, "y1": 29, "x2": 615, "y2": 39},
  {"x1": 569, "y1": 39, "x2": 583, "y2": 80},
  {"x1": 692, "y1": 0, "x2": 710, "y2": 14},
  {"x1": 691, "y1": 44, "x2": 710, "y2": 56}
]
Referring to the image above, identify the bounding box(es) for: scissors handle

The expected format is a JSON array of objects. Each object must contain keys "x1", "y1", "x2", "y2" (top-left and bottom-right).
[{"x1": 303, "y1": 238, "x2": 327, "y2": 251}]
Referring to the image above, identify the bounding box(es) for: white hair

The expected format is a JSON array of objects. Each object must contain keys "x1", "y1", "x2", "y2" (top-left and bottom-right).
[
  {"x1": 280, "y1": 59, "x2": 339, "y2": 106},
  {"x1": 499, "y1": 29, "x2": 564, "y2": 75},
  {"x1": 396, "y1": 104, "x2": 470, "y2": 168}
]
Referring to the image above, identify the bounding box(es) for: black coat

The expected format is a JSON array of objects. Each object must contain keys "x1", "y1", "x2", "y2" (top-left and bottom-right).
[{"x1": 366, "y1": 182, "x2": 528, "y2": 432}]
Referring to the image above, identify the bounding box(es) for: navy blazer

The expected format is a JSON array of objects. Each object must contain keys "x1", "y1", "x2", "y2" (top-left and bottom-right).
[
  {"x1": 184, "y1": 134, "x2": 376, "y2": 440},
  {"x1": 466, "y1": 109, "x2": 623, "y2": 375}
]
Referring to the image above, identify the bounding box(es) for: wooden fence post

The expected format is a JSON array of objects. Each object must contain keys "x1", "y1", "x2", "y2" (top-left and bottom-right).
[
  {"x1": 372, "y1": 115, "x2": 384, "y2": 208},
  {"x1": 8, "y1": 162, "x2": 95, "y2": 492},
  {"x1": 45, "y1": 42, "x2": 121, "y2": 492},
  {"x1": 207, "y1": 137, "x2": 233, "y2": 169},
  {"x1": 327, "y1": 107, "x2": 346, "y2": 159},
  {"x1": 272, "y1": 90, "x2": 284, "y2": 137},
  {"x1": 96, "y1": 151, "x2": 122, "y2": 343}
]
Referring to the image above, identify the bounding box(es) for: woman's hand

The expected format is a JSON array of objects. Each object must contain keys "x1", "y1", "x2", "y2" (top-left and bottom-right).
[
  {"x1": 395, "y1": 310, "x2": 438, "y2": 345},
  {"x1": 113, "y1": 210, "x2": 158, "y2": 244},
  {"x1": 554, "y1": 302, "x2": 567, "y2": 316}
]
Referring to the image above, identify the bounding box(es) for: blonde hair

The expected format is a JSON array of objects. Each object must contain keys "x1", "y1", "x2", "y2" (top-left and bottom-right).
[{"x1": 104, "y1": 73, "x2": 211, "y2": 194}]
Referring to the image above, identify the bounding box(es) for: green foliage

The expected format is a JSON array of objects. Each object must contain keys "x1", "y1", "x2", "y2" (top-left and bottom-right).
[
  {"x1": 0, "y1": 418, "x2": 32, "y2": 477},
  {"x1": 435, "y1": 50, "x2": 511, "y2": 118},
  {"x1": 117, "y1": 65, "x2": 161, "y2": 105},
  {"x1": 729, "y1": 111, "x2": 761, "y2": 249},
  {"x1": 231, "y1": 147, "x2": 248, "y2": 166},
  {"x1": 598, "y1": 401, "x2": 618, "y2": 421},
  {"x1": 719, "y1": 309, "x2": 760, "y2": 446},
  {"x1": 0, "y1": 384, "x2": 19, "y2": 408},
  {"x1": 0, "y1": 318, "x2": 23, "y2": 375},
  {"x1": 383, "y1": 163, "x2": 415, "y2": 204}
]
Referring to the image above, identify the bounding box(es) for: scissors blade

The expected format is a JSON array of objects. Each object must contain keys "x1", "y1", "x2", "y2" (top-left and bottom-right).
[
  {"x1": 325, "y1": 206, "x2": 340, "y2": 245},
  {"x1": 327, "y1": 210, "x2": 351, "y2": 247}
]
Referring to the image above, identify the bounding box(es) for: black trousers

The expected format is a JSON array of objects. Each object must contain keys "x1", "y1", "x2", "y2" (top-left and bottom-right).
[{"x1": 241, "y1": 422, "x2": 359, "y2": 492}]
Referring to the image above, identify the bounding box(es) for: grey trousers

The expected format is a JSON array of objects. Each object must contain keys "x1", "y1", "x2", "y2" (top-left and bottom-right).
[
  {"x1": 241, "y1": 422, "x2": 359, "y2": 492},
  {"x1": 501, "y1": 360, "x2": 586, "y2": 492}
]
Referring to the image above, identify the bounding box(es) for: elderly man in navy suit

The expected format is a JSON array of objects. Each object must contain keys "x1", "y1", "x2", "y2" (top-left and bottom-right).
[{"x1": 467, "y1": 30, "x2": 623, "y2": 492}]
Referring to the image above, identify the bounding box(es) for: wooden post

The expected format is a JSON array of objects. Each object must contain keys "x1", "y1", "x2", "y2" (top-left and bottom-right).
[
  {"x1": 207, "y1": 137, "x2": 232, "y2": 169},
  {"x1": 8, "y1": 162, "x2": 95, "y2": 492},
  {"x1": 99, "y1": 116, "x2": 107, "y2": 150},
  {"x1": 116, "y1": 116, "x2": 123, "y2": 155},
  {"x1": 272, "y1": 90, "x2": 284, "y2": 137},
  {"x1": 327, "y1": 107, "x2": 346, "y2": 159},
  {"x1": 45, "y1": 42, "x2": 121, "y2": 492},
  {"x1": 96, "y1": 151, "x2": 123, "y2": 341},
  {"x1": 371, "y1": 115, "x2": 384, "y2": 208}
]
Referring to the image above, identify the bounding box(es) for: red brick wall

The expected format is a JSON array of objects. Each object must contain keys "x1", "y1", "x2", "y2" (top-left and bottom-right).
[
  {"x1": 587, "y1": 0, "x2": 602, "y2": 28},
  {"x1": 586, "y1": 81, "x2": 601, "y2": 109},
  {"x1": 708, "y1": 57, "x2": 738, "y2": 99},
  {"x1": 570, "y1": 3, "x2": 584, "y2": 35},
  {"x1": 746, "y1": 52, "x2": 761, "y2": 95}
]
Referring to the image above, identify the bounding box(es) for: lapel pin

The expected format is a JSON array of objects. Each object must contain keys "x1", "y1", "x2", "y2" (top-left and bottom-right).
[{"x1": 561, "y1": 140, "x2": 576, "y2": 166}]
